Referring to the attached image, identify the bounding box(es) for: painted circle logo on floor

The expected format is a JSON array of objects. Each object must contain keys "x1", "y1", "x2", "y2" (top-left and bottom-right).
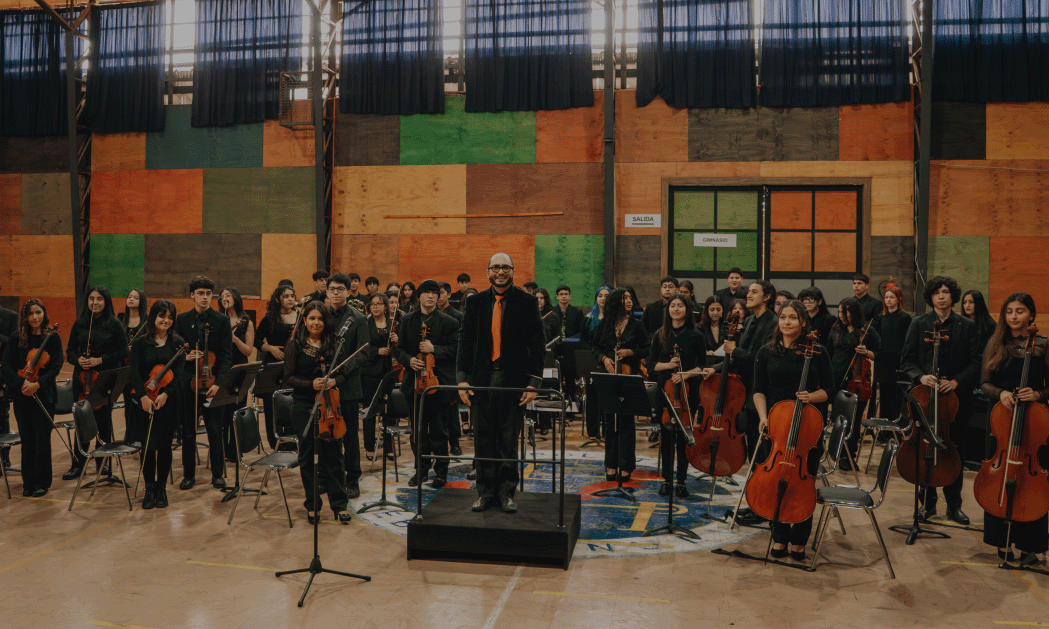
[{"x1": 353, "y1": 450, "x2": 763, "y2": 558}]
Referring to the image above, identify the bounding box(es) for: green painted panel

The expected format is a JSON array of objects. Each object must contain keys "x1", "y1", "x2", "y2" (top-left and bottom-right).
[
  {"x1": 929, "y1": 235, "x2": 989, "y2": 300},
  {"x1": 89, "y1": 234, "x2": 145, "y2": 297},
  {"x1": 146, "y1": 106, "x2": 263, "y2": 170},
  {"x1": 400, "y1": 95, "x2": 536, "y2": 165},
  {"x1": 716, "y1": 232, "x2": 758, "y2": 273},
  {"x1": 717, "y1": 191, "x2": 758, "y2": 230},
  {"x1": 672, "y1": 232, "x2": 713, "y2": 272},
  {"x1": 534, "y1": 235, "x2": 604, "y2": 307},
  {"x1": 202, "y1": 167, "x2": 315, "y2": 234},
  {"x1": 674, "y1": 191, "x2": 715, "y2": 230}
]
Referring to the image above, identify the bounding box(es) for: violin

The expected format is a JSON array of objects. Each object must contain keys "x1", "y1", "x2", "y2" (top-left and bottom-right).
[
  {"x1": 415, "y1": 323, "x2": 439, "y2": 396},
  {"x1": 142, "y1": 343, "x2": 190, "y2": 402},
  {"x1": 897, "y1": 321, "x2": 962, "y2": 488},
  {"x1": 316, "y1": 355, "x2": 347, "y2": 441},
  {"x1": 843, "y1": 319, "x2": 874, "y2": 402},
  {"x1": 191, "y1": 323, "x2": 216, "y2": 393},
  {"x1": 690, "y1": 311, "x2": 747, "y2": 477},
  {"x1": 662, "y1": 344, "x2": 693, "y2": 428},
  {"x1": 78, "y1": 315, "x2": 101, "y2": 409},
  {"x1": 388, "y1": 314, "x2": 403, "y2": 379},
  {"x1": 18, "y1": 324, "x2": 60, "y2": 383},
  {"x1": 973, "y1": 325, "x2": 1049, "y2": 523},
  {"x1": 744, "y1": 332, "x2": 825, "y2": 525}
]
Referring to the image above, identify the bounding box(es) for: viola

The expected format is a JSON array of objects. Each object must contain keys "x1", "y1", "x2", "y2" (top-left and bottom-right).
[
  {"x1": 897, "y1": 321, "x2": 962, "y2": 488},
  {"x1": 843, "y1": 320, "x2": 874, "y2": 402},
  {"x1": 689, "y1": 311, "x2": 747, "y2": 477},
  {"x1": 744, "y1": 332, "x2": 825, "y2": 525},
  {"x1": 142, "y1": 343, "x2": 190, "y2": 403},
  {"x1": 191, "y1": 323, "x2": 216, "y2": 392},
  {"x1": 415, "y1": 323, "x2": 439, "y2": 396},
  {"x1": 78, "y1": 315, "x2": 100, "y2": 408},
  {"x1": 973, "y1": 325, "x2": 1049, "y2": 523},
  {"x1": 316, "y1": 355, "x2": 347, "y2": 441},
  {"x1": 18, "y1": 324, "x2": 59, "y2": 383},
  {"x1": 662, "y1": 344, "x2": 693, "y2": 428}
]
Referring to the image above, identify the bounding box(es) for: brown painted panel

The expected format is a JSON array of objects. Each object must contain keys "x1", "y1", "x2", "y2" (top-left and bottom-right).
[
  {"x1": 769, "y1": 191, "x2": 812, "y2": 230},
  {"x1": 929, "y1": 160, "x2": 1049, "y2": 237},
  {"x1": 28, "y1": 296, "x2": 77, "y2": 341},
  {"x1": 92, "y1": 131, "x2": 147, "y2": 171},
  {"x1": 0, "y1": 236, "x2": 75, "y2": 297},
  {"x1": 333, "y1": 165, "x2": 466, "y2": 234},
  {"x1": 615, "y1": 235, "x2": 660, "y2": 305},
  {"x1": 465, "y1": 163, "x2": 603, "y2": 235},
  {"x1": 0, "y1": 174, "x2": 20, "y2": 234},
  {"x1": 990, "y1": 237, "x2": 1049, "y2": 314},
  {"x1": 144, "y1": 234, "x2": 261, "y2": 298},
  {"x1": 769, "y1": 232, "x2": 811, "y2": 273},
  {"x1": 396, "y1": 235, "x2": 535, "y2": 286},
  {"x1": 334, "y1": 109, "x2": 400, "y2": 167},
  {"x1": 931, "y1": 102, "x2": 986, "y2": 161},
  {"x1": 814, "y1": 232, "x2": 856, "y2": 273},
  {"x1": 614, "y1": 91, "x2": 688, "y2": 163},
  {"x1": 870, "y1": 235, "x2": 916, "y2": 309},
  {"x1": 20, "y1": 173, "x2": 73, "y2": 235},
  {"x1": 93, "y1": 169, "x2": 204, "y2": 234},
  {"x1": 986, "y1": 103, "x2": 1049, "y2": 160},
  {"x1": 536, "y1": 91, "x2": 604, "y2": 163},
  {"x1": 331, "y1": 234, "x2": 399, "y2": 282},
  {"x1": 262, "y1": 119, "x2": 315, "y2": 168},
  {"x1": 689, "y1": 107, "x2": 839, "y2": 162},
  {"x1": 261, "y1": 234, "x2": 316, "y2": 300},
  {"x1": 814, "y1": 191, "x2": 858, "y2": 230},
  {"x1": 838, "y1": 102, "x2": 913, "y2": 161},
  {"x1": 0, "y1": 135, "x2": 71, "y2": 173}
]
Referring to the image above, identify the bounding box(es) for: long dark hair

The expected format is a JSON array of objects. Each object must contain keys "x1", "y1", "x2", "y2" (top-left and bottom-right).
[
  {"x1": 400, "y1": 282, "x2": 418, "y2": 307},
  {"x1": 622, "y1": 285, "x2": 643, "y2": 317},
  {"x1": 962, "y1": 290, "x2": 996, "y2": 340},
  {"x1": 18, "y1": 298, "x2": 50, "y2": 347},
  {"x1": 221, "y1": 287, "x2": 246, "y2": 320},
  {"x1": 118, "y1": 289, "x2": 148, "y2": 327},
  {"x1": 798, "y1": 286, "x2": 831, "y2": 320},
  {"x1": 265, "y1": 285, "x2": 295, "y2": 323},
  {"x1": 832, "y1": 297, "x2": 866, "y2": 345},
  {"x1": 144, "y1": 299, "x2": 179, "y2": 345},
  {"x1": 701, "y1": 295, "x2": 722, "y2": 328},
  {"x1": 595, "y1": 288, "x2": 630, "y2": 349},
  {"x1": 985, "y1": 292, "x2": 1038, "y2": 375},
  {"x1": 769, "y1": 301, "x2": 812, "y2": 356},
  {"x1": 367, "y1": 291, "x2": 390, "y2": 322},
  {"x1": 536, "y1": 288, "x2": 553, "y2": 314},
  {"x1": 78, "y1": 285, "x2": 116, "y2": 324},
  {"x1": 293, "y1": 301, "x2": 335, "y2": 350},
  {"x1": 657, "y1": 294, "x2": 696, "y2": 351}
]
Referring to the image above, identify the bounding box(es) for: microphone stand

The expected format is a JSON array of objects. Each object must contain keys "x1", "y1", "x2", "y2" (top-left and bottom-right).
[{"x1": 276, "y1": 328, "x2": 370, "y2": 607}]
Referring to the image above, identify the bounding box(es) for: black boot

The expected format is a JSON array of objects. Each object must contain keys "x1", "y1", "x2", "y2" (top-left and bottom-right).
[
  {"x1": 155, "y1": 484, "x2": 169, "y2": 509},
  {"x1": 142, "y1": 483, "x2": 156, "y2": 510}
]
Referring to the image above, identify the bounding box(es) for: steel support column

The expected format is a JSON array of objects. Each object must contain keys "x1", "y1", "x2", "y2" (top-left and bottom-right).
[
  {"x1": 603, "y1": 0, "x2": 615, "y2": 284},
  {"x1": 912, "y1": 0, "x2": 933, "y2": 311}
]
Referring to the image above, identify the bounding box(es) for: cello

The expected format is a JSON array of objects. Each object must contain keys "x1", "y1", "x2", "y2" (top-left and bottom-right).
[
  {"x1": 842, "y1": 319, "x2": 874, "y2": 402},
  {"x1": 973, "y1": 324, "x2": 1049, "y2": 524},
  {"x1": 689, "y1": 311, "x2": 747, "y2": 477},
  {"x1": 897, "y1": 321, "x2": 962, "y2": 488},
  {"x1": 744, "y1": 332, "x2": 825, "y2": 525}
]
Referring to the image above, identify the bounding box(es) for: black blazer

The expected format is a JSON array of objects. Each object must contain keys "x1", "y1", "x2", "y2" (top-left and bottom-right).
[
  {"x1": 174, "y1": 308, "x2": 233, "y2": 386},
  {"x1": 641, "y1": 299, "x2": 666, "y2": 337},
  {"x1": 457, "y1": 285, "x2": 546, "y2": 389},
  {"x1": 0, "y1": 305, "x2": 17, "y2": 350},
  {"x1": 715, "y1": 308, "x2": 776, "y2": 390},
  {"x1": 397, "y1": 309, "x2": 460, "y2": 402},
  {"x1": 900, "y1": 312, "x2": 982, "y2": 391}
]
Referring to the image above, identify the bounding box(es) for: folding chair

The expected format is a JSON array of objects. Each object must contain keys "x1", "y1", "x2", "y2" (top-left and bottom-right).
[{"x1": 68, "y1": 401, "x2": 141, "y2": 511}]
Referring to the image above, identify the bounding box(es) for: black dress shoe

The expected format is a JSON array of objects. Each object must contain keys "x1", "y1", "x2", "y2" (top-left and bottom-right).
[
  {"x1": 179, "y1": 477, "x2": 194, "y2": 490},
  {"x1": 471, "y1": 497, "x2": 493, "y2": 512},
  {"x1": 648, "y1": 431, "x2": 660, "y2": 443},
  {"x1": 431, "y1": 477, "x2": 447, "y2": 489},
  {"x1": 466, "y1": 470, "x2": 477, "y2": 481},
  {"x1": 770, "y1": 546, "x2": 789, "y2": 559},
  {"x1": 365, "y1": 452, "x2": 375, "y2": 461},
  {"x1": 539, "y1": 428, "x2": 549, "y2": 436},
  {"x1": 408, "y1": 474, "x2": 420, "y2": 487},
  {"x1": 947, "y1": 506, "x2": 970, "y2": 525},
  {"x1": 675, "y1": 483, "x2": 690, "y2": 498},
  {"x1": 658, "y1": 481, "x2": 671, "y2": 496},
  {"x1": 212, "y1": 477, "x2": 226, "y2": 489},
  {"x1": 606, "y1": 473, "x2": 618, "y2": 482},
  {"x1": 917, "y1": 504, "x2": 937, "y2": 520},
  {"x1": 100, "y1": 464, "x2": 112, "y2": 477},
  {"x1": 790, "y1": 549, "x2": 807, "y2": 562},
  {"x1": 838, "y1": 457, "x2": 853, "y2": 472},
  {"x1": 155, "y1": 486, "x2": 168, "y2": 509},
  {"x1": 998, "y1": 549, "x2": 1016, "y2": 562},
  {"x1": 451, "y1": 444, "x2": 462, "y2": 456},
  {"x1": 31, "y1": 487, "x2": 48, "y2": 498},
  {"x1": 22, "y1": 488, "x2": 32, "y2": 497},
  {"x1": 62, "y1": 467, "x2": 83, "y2": 481},
  {"x1": 334, "y1": 512, "x2": 352, "y2": 525},
  {"x1": 500, "y1": 496, "x2": 518, "y2": 514},
  {"x1": 346, "y1": 484, "x2": 361, "y2": 499},
  {"x1": 142, "y1": 484, "x2": 156, "y2": 510},
  {"x1": 306, "y1": 513, "x2": 319, "y2": 525}
]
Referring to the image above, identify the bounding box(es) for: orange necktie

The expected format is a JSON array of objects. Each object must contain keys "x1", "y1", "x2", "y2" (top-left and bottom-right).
[{"x1": 491, "y1": 294, "x2": 505, "y2": 361}]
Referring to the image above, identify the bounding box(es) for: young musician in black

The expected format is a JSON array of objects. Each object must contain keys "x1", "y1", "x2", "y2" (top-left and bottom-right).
[
  {"x1": 364, "y1": 276, "x2": 380, "y2": 298},
  {"x1": 0, "y1": 286, "x2": 17, "y2": 470},
  {"x1": 64, "y1": 286, "x2": 128, "y2": 480},
  {"x1": 361, "y1": 292, "x2": 398, "y2": 460},
  {"x1": 753, "y1": 301, "x2": 834, "y2": 560},
  {"x1": 438, "y1": 282, "x2": 467, "y2": 451},
  {"x1": 174, "y1": 276, "x2": 233, "y2": 490},
  {"x1": 592, "y1": 288, "x2": 650, "y2": 482},
  {"x1": 129, "y1": 300, "x2": 185, "y2": 509},
  {"x1": 852, "y1": 273, "x2": 882, "y2": 322},
  {"x1": 283, "y1": 302, "x2": 351, "y2": 524},
  {"x1": 450, "y1": 273, "x2": 471, "y2": 311},
  {"x1": 118, "y1": 289, "x2": 148, "y2": 444},
  {"x1": 826, "y1": 297, "x2": 880, "y2": 467},
  {"x1": 979, "y1": 293, "x2": 1049, "y2": 562},
  {"x1": 699, "y1": 295, "x2": 726, "y2": 363},
  {"x1": 774, "y1": 290, "x2": 795, "y2": 313},
  {"x1": 873, "y1": 281, "x2": 912, "y2": 426},
  {"x1": 647, "y1": 294, "x2": 707, "y2": 497},
  {"x1": 326, "y1": 272, "x2": 370, "y2": 499},
  {"x1": 900, "y1": 276, "x2": 982, "y2": 525},
  {"x1": 397, "y1": 279, "x2": 460, "y2": 488},
  {"x1": 715, "y1": 267, "x2": 746, "y2": 312},
  {"x1": 798, "y1": 287, "x2": 834, "y2": 346},
  {"x1": 305, "y1": 270, "x2": 329, "y2": 305},
  {"x1": 255, "y1": 284, "x2": 297, "y2": 450},
  {"x1": 536, "y1": 288, "x2": 558, "y2": 341},
  {"x1": 399, "y1": 281, "x2": 418, "y2": 314},
  {"x1": 962, "y1": 289, "x2": 997, "y2": 350},
  {"x1": 220, "y1": 287, "x2": 254, "y2": 460},
  {"x1": 438, "y1": 282, "x2": 463, "y2": 324},
  {"x1": 553, "y1": 284, "x2": 585, "y2": 399},
  {"x1": 2, "y1": 299, "x2": 63, "y2": 497},
  {"x1": 641, "y1": 276, "x2": 678, "y2": 337}
]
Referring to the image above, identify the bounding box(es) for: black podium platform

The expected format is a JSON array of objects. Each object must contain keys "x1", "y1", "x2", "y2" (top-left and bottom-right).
[{"x1": 406, "y1": 488, "x2": 582, "y2": 570}]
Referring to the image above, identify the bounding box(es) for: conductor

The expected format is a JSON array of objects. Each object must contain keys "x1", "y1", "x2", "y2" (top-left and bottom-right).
[{"x1": 457, "y1": 253, "x2": 546, "y2": 514}]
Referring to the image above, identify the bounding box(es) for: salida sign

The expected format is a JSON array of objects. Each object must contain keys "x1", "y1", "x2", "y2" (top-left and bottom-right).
[{"x1": 625, "y1": 214, "x2": 661, "y2": 228}]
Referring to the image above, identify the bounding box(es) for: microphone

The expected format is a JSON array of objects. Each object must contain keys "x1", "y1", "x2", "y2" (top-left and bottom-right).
[{"x1": 338, "y1": 317, "x2": 354, "y2": 338}]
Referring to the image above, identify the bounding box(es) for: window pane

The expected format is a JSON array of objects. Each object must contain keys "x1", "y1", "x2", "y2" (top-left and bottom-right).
[
  {"x1": 673, "y1": 232, "x2": 714, "y2": 272},
  {"x1": 674, "y1": 191, "x2": 715, "y2": 230},
  {"x1": 716, "y1": 231, "x2": 758, "y2": 273},
  {"x1": 717, "y1": 191, "x2": 757, "y2": 230}
]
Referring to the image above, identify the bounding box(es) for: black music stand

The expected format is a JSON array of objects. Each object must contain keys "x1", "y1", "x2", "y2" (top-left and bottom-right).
[
  {"x1": 212, "y1": 362, "x2": 263, "y2": 503},
  {"x1": 888, "y1": 387, "x2": 951, "y2": 545},
  {"x1": 253, "y1": 363, "x2": 287, "y2": 450},
  {"x1": 575, "y1": 349, "x2": 603, "y2": 447},
  {"x1": 643, "y1": 386, "x2": 700, "y2": 539},
  {"x1": 81, "y1": 367, "x2": 132, "y2": 489},
  {"x1": 358, "y1": 372, "x2": 410, "y2": 514},
  {"x1": 590, "y1": 372, "x2": 651, "y2": 503}
]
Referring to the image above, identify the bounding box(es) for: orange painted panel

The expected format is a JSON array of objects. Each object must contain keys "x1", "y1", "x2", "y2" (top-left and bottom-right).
[
  {"x1": 466, "y1": 163, "x2": 603, "y2": 235},
  {"x1": 769, "y1": 232, "x2": 811, "y2": 273},
  {"x1": 29, "y1": 296, "x2": 77, "y2": 340},
  {"x1": 92, "y1": 169, "x2": 204, "y2": 234},
  {"x1": 989, "y1": 237, "x2": 1049, "y2": 314},
  {"x1": 814, "y1": 191, "x2": 858, "y2": 230},
  {"x1": 397, "y1": 235, "x2": 535, "y2": 287},
  {"x1": 770, "y1": 191, "x2": 812, "y2": 230},
  {"x1": 332, "y1": 234, "x2": 399, "y2": 282},
  {"x1": 0, "y1": 236, "x2": 75, "y2": 297},
  {"x1": 614, "y1": 91, "x2": 688, "y2": 163},
  {"x1": 814, "y1": 232, "x2": 857, "y2": 273},
  {"x1": 261, "y1": 234, "x2": 316, "y2": 299},
  {"x1": 930, "y1": 160, "x2": 1049, "y2": 237},
  {"x1": 839, "y1": 102, "x2": 913, "y2": 161},
  {"x1": 92, "y1": 132, "x2": 147, "y2": 171},
  {"x1": 262, "y1": 118, "x2": 315, "y2": 168},
  {"x1": 0, "y1": 174, "x2": 20, "y2": 234},
  {"x1": 536, "y1": 91, "x2": 603, "y2": 163},
  {"x1": 986, "y1": 103, "x2": 1049, "y2": 160}
]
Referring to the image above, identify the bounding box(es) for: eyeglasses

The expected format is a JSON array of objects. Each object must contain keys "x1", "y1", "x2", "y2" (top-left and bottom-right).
[
  {"x1": 488, "y1": 265, "x2": 513, "y2": 273},
  {"x1": 327, "y1": 286, "x2": 347, "y2": 293},
  {"x1": 800, "y1": 297, "x2": 816, "y2": 303}
]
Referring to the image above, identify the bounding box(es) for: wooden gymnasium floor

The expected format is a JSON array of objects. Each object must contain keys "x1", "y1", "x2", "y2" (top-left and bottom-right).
[{"x1": 2, "y1": 373, "x2": 1047, "y2": 628}]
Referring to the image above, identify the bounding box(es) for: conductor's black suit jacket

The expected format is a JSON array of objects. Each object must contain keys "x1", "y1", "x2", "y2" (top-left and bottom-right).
[{"x1": 456, "y1": 285, "x2": 546, "y2": 390}]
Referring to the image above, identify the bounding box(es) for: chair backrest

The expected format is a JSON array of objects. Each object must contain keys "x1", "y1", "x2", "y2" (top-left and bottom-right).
[
  {"x1": 55, "y1": 379, "x2": 75, "y2": 415},
  {"x1": 233, "y1": 407, "x2": 262, "y2": 453},
  {"x1": 387, "y1": 388, "x2": 410, "y2": 419},
  {"x1": 830, "y1": 390, "x2": 858, "y2": 433},
  {"x1": 272, "y1": 390, "x2": 293, "y2": 435},
  {"x1": 72, "y1": 400, "x2": 98, "y2": 454},
  {"x1": 823, "y1": 405, "x2": 852, "y2": 471},
  {"x1": 871, "y1": 439, "x2": 900, "y2": 508}
]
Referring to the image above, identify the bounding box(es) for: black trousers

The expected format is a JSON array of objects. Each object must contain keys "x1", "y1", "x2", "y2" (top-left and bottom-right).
[
  {"x1": 984, "y1": 512, "x2": 1049, "y2": 554},
  {"x1": 143, "y1": 448, "x2": 173, "y2": 484},
  {"x1": 181, "y1": 390, "x2": 225, "y2": 480},
  {"x1": 920, "y1": 418, "x2": 967, "y2": 509},
  {"x1": 843, "y1": 399, "x2": 871, "y2": 459},
  {"x1": 73, "y1": 404, "x2": 114, "y2": 469},
  {"x1": 474, "y1": 372, "x2": 523, "y2": 500},
  {"x1": 772, "y1": 517, "x2": 814, "y2": 546},
  {"x1": 0, "y1": 387, "x2": 10, "y2": 465},
  {"x1": 12, "y1": 396, "x2": 53, "y2": 491},
  {"x1": 602, "y1": 412, "x2": 636, "y2": 473},
  {"x1": 410, "y1": 394, "x2": 450, "y2": 479},
  {"x1": 293, "y1": 399, "x2": 347, "y2": 512},
  {"x1": 341, "y1": 398, "x2": 361, "y2": 485},
  {"x1": 123, "y1": 385, "x2": 143, "y2": 445},
  {"x1": 659, "y1": 421, "x2": 689, "y2": 481},
  {"x1": 361, "y1": 375, "x2": 382, "y2": 453}
]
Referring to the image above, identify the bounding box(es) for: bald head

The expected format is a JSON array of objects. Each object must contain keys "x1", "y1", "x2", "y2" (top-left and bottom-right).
[{"x1": 488, "y1": 253, "x2": 513, "y2": 269}]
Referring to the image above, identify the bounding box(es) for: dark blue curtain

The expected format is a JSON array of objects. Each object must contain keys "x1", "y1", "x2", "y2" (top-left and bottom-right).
[
  {"x1": 84, "y1": 1, "x2": 166, "y2": 134},
  {"x1": 340, "y1": 0, "x2": 444, "y2": 115},
  {"x1": 933, "y1": 0, "x2": 1049, "y2": 102},
  {"x1": 636, "y1": 0, "x2": 756, "y2": 108},
  {"x1": 192, "y1": 0, "x2": 302, "y2": 127},
  {"x1": 760, "y1": 0, "x2": 910, "y2": 107},
  {"x1": 0, "y1": 8, "x2": 82, "y2": 136},
  {"x1": 465, "y1": 0, "x2": 593, "y2": 113}
]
